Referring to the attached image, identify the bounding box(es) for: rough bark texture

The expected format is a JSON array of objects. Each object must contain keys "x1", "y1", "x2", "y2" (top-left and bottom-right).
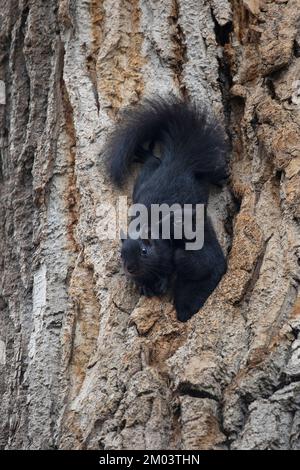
[{"x1": 0, "y1": 0, "x2": 299, "y2": 450}]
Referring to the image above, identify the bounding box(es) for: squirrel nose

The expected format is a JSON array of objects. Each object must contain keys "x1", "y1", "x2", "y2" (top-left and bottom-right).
[{"x1": 127, "y1": 264, "x2": 136, "y2": 274}]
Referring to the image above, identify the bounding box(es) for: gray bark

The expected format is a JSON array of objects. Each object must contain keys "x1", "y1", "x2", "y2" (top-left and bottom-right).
[{"x1": 0, "y1": 0, "x2": 299, "y2": 450}]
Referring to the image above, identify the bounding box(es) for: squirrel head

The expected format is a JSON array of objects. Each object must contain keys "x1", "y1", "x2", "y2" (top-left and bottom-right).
[{"x1": 120, "y1": 236, "x2": 173, "y2": 285}]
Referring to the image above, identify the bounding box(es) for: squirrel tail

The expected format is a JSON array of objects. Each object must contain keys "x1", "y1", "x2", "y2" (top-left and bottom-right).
[{"x1": 103, "y1": 95, "x2": 228, "y2": 187}]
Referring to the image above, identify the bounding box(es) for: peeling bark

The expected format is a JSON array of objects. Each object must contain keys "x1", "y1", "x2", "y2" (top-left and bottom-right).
[{"x1": 0, "y1": 0, "x2": 299, "y2": 450}]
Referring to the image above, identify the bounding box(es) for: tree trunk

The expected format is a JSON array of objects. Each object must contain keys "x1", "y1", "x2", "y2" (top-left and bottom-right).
[{"x1": 0, "y1": 0, "x2": 299, "y2": 450}]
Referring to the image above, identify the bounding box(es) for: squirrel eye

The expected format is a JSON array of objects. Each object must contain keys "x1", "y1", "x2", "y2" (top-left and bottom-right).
[{"x1": 141, "y1": 247, "x2": 147, "y2": 256}]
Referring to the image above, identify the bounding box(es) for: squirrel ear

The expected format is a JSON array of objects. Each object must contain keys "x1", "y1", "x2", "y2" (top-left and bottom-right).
[{"x1": 120, "y1": 228, "x2": 126, "y2": 242}]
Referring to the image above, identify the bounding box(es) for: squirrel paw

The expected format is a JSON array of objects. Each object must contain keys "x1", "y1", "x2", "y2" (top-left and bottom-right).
[
  {"x1": 139, "y1": 285, "x2": 156, "y2": 297},
  {"x1": 174, "y1": 280, "x2": 207, "y2": 322},
  {"x1": 139, "y1": 277, "x2": 169, "y2": 297}
]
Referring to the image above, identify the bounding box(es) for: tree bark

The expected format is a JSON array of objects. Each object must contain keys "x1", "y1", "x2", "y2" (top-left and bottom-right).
[{"x1": 0, "y1": 0, "x2": 299, "y2": 450}]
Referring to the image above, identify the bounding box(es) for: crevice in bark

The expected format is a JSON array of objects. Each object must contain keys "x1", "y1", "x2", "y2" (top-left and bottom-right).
[
  {"x1": 170, "y1": 0, "x2": 187, "y2": 97},
  {"x1": 113, "y1": 300, "x2": 132, "y2": 316},
  {"x1": 239, "y1": 233, "x2": 273, "y2": 307},
  {"x1": 61, "y1": 73, "x2": 80, "y2": 252},
  {"x1": 88, "y1": 0, "x2": 104, "y2": 114},
  {"x1": 63, "y1": 259, "x2": 100, "y2": 398},
  {"x1": 211, "y1": 6, "x2": 240, "y2": 267},
  {"x1": 276, "y1": 375, "x2": 300, "y2": 393},
  {"x1": 293, "y1": 39, "x2": 300, "y2": 58},
  {"x1": 224, "y1": 192, "x2": 241, "y2": 245},
  {"x1": 10, "y1": 5, "x2": 30, "y2": 159},
  {"x1": 212, "y1": 11, "x2": 233, "y2": 47},
  {"x1": 218, "y1": 401, "x2": 233, "y2": 449},
  {"x1": 178, "y1": 383, "x2": 219, "y2": 402},
  {"x1": 169, "y1": 397, "x2": 182, "y2": 449},
  {"x1": 264, "y1": 76, "x2": 276, "y2": 100},
  {"x1": 86, "y1": 53, "x2": 100, "y2": 114},
  {"x1": 211, "y1": 7, "x2": 233, "y2": 122}
]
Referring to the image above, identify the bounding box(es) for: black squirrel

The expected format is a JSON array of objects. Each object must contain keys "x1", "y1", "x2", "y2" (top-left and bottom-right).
[{"x1": 104, "y1": 96, "x2": 228, "y2": 322}]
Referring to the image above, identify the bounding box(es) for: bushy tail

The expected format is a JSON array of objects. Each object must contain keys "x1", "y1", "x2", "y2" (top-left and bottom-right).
[{"x1": 103, "y1": 95, "x2": 228, "y2": 187}]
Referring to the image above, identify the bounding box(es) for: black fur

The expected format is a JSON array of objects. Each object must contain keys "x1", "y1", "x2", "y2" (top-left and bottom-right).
[{"x1": 104, "y1": 95, "x2": 228, "y2": 322}]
